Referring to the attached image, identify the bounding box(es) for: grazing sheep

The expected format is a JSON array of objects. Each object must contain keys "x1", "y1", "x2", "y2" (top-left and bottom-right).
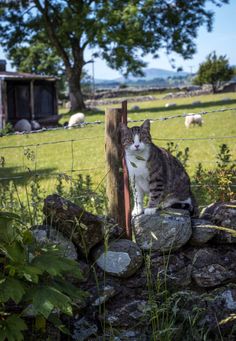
[
  {"x1": 191, "y1": 100, "x2": 201, "y2": 106},
  {"x1": 68, "y1": 113, "x2": 85, "y2": 128},
  {"x1": 185, "y1": 114, "x2": 203, "y2": 128},
  {"x1": 14, "y1": 119, "x2": 31, "y2": 132},
  {"x1": 165, "y1": 103, "x2": 176, "y2": 108}
]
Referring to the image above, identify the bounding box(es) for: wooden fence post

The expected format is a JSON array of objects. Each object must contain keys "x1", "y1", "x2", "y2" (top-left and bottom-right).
[
  {"x1": 105, "y1": 107, "x2": 125, "y2": 227},
  {"x1": 105, "y1": 102, "x2": 132, "y2": 237},
  {"x1": 121, "y1": 101, "x2": 132, "y2": 238}
]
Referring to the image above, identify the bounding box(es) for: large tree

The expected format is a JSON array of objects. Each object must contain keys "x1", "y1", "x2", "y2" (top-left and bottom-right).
[
  {"x1": 194, "y1": 51, "x2": 234, "y2": 93},
  {"x1": 0, "y1": 0, "x2": 229, "y2": 110}
]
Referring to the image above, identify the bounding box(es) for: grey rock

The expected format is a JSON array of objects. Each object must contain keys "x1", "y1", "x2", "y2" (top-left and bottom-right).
[
  {"x1": 112, "y1": 329, "x2": 148, "y2": 341},
  {"x1": 201, "y1": 201, "x2": 236, "y2": 243},
  {"x1": 94, "y1": 239, "x2": 143, "y2": 278},
  {"x1": 31, "y1": 120, "x2": 41, "y2": 130},
  {"x1": 72, "y1": 317, "x2": 98, "y2": 340},
  {"x1": 169, "y1": 286, "x2": 236, "y2": 339},
  {"x1": 32, "y1": 225, "x2": 78, "y2": 260},
  {"x1": 190, "y1": 218, "x2": 217, "y2": 245},
  {"x1": 150, "y1": 252, "x2": 193, "y2": 289},
  {"x1": 133, "y1": 209, "x2": 192, "y2": 252},
  {"x1": 102, "y1": 299, "x2": 150, "y2": 327},
  {"x1": 92, "y1": 284, "x2": 117, "y2": 306},
  {"x1": 43, "y1": 194, "x2": 106, "y2": 256},
  {"x1": 191, "y1": 246, "x2": 236, "y2": 287},
  {"x1": 204, "y1": 285, "x2": 236, "y2": 335},
  {"x1": 14, "y1": 119, "x2": 31, "y2": 132},
  {"x1": 131, "y1": 105, "x2": 140, "y2": 111}
]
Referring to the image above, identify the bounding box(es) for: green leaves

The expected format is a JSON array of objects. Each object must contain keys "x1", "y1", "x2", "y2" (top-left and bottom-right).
[
  {"x1": 0, "y1": 315, "x2": 27, "y2": 341},
  {"x1": 0, "y1": 212, "x2": 22, "y2": 244},
  {"x1": 130, "y1": 161, "x2": 137, "y2": 168},
  {"x1": 0, "y1": 209, "x2": 85, "y2": 339},
  {"x1": 26, "y1": 286, "x2": 73, "y2": 319},
  {"x1": 0, "y1": 277, "x2": 26, "y2": 304},
  {"x1": 136, "y1": 155, "x2": 146, "y2": 161},
  {"x1": 31, "y1": 252, "x2": 82, "y2": 279}
]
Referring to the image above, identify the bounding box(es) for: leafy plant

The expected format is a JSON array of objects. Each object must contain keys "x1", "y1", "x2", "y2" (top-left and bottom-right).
[
  {"x1": 193, "y1": 144, "x2": 236, "y2": 206},
  {"x1": 55, "y1": 173, "x2": 107, "y2": 215},
  {"x1": 0, "y1": 123, "x2": 13, "y2": 136},
  {"x1": 0, "y1": 211, "x2": 85, "y2": 340},
  {"x1": 166, "y1": 142, "x2": 190, "y2": 168}
]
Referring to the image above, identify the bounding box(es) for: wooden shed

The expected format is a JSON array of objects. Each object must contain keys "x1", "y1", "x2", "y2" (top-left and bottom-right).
[{"x1": 0, "y1": 60, "x2": 58, "y2": 129}]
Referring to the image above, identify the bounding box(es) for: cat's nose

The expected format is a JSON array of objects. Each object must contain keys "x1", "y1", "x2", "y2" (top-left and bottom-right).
[{"x1": 135, "y1": 144, "x2": 140, "y2": 149}]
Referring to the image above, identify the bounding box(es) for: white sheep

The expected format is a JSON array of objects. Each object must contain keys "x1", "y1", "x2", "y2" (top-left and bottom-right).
[
  {"x1": 165, "y1": 103, "x2": 176, "y2": 108},
  {"x1": 185, "y1": 114, "x2": 203, "y2": 128},
  {"x1": 68, "y1": 113, "x2": 85, "y2": 128}
]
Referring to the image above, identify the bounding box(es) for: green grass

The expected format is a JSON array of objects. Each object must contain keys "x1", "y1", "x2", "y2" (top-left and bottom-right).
[{"x1": 0, "y1": 92, "x2": 236, "y2": 197}]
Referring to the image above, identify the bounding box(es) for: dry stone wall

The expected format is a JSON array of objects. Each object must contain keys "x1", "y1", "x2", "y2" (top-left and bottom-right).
[{"x1": 41, "y1": 195, "x2": 236, "y2": 340}]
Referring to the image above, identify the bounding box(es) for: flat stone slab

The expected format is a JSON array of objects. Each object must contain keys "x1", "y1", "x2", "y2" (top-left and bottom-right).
[{"x1": 133, "y1": 209, "x2": 192, "y2": 252}]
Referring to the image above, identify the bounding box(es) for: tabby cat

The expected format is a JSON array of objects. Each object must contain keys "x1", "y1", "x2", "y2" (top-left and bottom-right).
[{"x1": 120, "y1": 119, "x2": 198, "y2": 217}]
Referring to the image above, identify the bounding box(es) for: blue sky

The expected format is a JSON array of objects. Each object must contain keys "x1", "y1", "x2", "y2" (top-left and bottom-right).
[{"x1": 1, "y1": 1, "x2": 235, "y2": 80}]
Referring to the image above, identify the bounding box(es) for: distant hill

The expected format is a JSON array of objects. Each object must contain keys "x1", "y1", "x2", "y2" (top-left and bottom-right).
[{"x1": 95, "y1": 68, "x2": 189, "y2": 84}]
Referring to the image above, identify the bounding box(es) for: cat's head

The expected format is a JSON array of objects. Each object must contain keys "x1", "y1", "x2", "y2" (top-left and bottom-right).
[{"x1": 119, "y1": 119, "x2": 152, "y2": 152}]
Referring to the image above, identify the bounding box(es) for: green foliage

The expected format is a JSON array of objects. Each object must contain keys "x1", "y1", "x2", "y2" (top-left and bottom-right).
[
  {"x1": 0, "y1": 314, "x2": 27, "y2": 341},
  {"x1": 193, "y1": 144, "x2": 236, "y2": 206},
  {"x1": 56, "y1": 173, "x2": 107, "y2": 215},
  {"x1": 9, "y1": 42, "x2": 64, "y2": 76},
  {"x1": 166, "y1": 142, "x2": 190, "y2": 168},
  {"x1": 0, "y1": 123, "x2": 13, "y2": 136},
  {"x1": 194, "y1": 51, "x2": 234, "y2": 93},
  {"x1": 0, "y1": 211, "x2": 85, "y2": 340},
  {"x1": 0, "y1": 0, "x2": 229, "y2": 109}
]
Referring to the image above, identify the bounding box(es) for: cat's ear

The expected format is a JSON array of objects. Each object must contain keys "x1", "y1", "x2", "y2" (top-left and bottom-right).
[{"x1": 141, "y1": 119, "x2": 150, "y2": 130}]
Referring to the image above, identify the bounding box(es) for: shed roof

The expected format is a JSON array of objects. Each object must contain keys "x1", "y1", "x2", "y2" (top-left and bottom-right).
[{"x1": 0, "y1": 71, "x2": 57, "y2": 81}]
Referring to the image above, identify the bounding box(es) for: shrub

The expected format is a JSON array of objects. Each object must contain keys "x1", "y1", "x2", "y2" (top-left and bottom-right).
[
  {"x1": 0, "y1": 211, "x2": 85, "y2": 340},
  {"x1": 193, "y1": 144, "x2": 236, "y2": 207}
]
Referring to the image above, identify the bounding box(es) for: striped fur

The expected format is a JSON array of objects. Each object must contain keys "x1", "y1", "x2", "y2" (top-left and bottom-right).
[{"x1": 120, "y1": 119, "x2": 198, "y2": 217}]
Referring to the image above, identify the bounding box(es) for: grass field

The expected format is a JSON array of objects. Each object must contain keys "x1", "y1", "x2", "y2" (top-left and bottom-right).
[{"x1": 0, "y1": 92, "x2": 236, "y2": 199}]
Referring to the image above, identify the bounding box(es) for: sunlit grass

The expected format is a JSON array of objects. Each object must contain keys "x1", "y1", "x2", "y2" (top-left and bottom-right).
[{"x1": 0, "y1": 92, "x2": 236, "y2": 196}]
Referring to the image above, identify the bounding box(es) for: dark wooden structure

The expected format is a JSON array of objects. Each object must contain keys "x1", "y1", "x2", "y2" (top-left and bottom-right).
[
  {"x1": 105, "y1": 101, "x2": 132, "y2": 238},
  {"x1": 0, "y1": 61, "x2": 58, "y2": 128}
]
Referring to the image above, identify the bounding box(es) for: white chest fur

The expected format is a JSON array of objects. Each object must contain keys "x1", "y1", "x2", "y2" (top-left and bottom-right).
[{"x1": 125, "y1": 147, "x2": 150, "y2": 194}]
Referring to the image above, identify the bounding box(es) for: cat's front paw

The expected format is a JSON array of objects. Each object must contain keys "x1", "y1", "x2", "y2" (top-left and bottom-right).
[
  {"x1": 132, "y1": 207, "x2": 143, "y2": 217},
  {"x1": 144, "y1": 207, "x2": 157, "y2": 215}
]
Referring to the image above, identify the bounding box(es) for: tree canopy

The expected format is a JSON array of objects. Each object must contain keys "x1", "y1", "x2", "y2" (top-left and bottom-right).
[
  {"x1": 194, "y1": 51, "x2": 234, "y2": 93},
  {"x1": 0, "y1": 0, "x2": 229, "y2": 110}
]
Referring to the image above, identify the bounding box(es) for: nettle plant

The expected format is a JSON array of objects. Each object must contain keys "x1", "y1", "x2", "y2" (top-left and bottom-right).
[{"x1": 0, "y1": 212, "x2": 85, "y2": 341}]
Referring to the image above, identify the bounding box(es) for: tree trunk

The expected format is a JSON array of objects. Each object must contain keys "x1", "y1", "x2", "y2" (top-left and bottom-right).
[{"x1": 66, "y1": 67, "x2": 86, "y2": 111}]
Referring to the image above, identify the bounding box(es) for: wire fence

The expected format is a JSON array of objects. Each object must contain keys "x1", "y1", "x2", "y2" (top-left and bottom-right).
[
  {"x1": 0, "y1": 106, "x2": 235, "y2": 186},
  {"x1": 0, "y1": 106, "x2": 236, "y2": 137}
]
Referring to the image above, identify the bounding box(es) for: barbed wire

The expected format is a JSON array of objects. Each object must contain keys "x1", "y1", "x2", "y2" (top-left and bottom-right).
[
  {"x1": 0, "y1": 106, "x2": 236, "y2": 138},
  {"x1": 129, "y1": 106, "x2": 236, "y2": 124}
]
